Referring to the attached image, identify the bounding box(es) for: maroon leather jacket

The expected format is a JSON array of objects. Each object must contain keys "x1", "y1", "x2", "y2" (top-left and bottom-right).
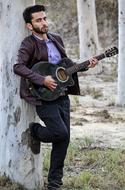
[{"x1": 13, "y1": 33, "x2": 85, "y2": 105}]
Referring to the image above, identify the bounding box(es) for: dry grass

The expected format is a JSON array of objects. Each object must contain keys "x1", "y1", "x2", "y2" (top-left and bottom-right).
[
  {"x1": 42, "y1": 139, "x2": 125, "y2": 190},
  {"x1": 0, "y1": 176, "x2": 27, "y2": 190},
  {"x1": 1, "y1": 139, "x2": 125, "y2": 190}
]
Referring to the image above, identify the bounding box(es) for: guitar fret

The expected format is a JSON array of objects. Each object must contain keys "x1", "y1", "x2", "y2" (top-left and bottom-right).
[
  {"x1": 95, "y1": 53, "x2": 106, "y2": 61},
  {"x1": 66, "y1": 53, "x2": 105, "y2": 75}
]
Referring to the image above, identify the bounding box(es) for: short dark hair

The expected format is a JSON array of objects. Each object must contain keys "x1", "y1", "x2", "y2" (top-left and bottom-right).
[{"x1": 23, "y1": 5, "x2": 46, "y2": 23}]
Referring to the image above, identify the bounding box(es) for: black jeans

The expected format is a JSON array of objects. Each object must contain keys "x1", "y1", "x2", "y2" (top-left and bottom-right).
[{"x1": 36, "y1": 96, "x2": 70, "y2": 186}]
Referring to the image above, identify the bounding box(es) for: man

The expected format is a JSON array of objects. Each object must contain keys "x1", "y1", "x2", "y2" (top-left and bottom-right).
[{"x1": 13, "y1": 5, "x2": 98, "y2": 190}]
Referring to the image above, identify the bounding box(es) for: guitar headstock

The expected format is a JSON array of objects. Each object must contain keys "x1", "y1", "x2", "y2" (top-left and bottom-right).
[{"x1": 105, "y1": 47, "x2": 118, "y2": 57}]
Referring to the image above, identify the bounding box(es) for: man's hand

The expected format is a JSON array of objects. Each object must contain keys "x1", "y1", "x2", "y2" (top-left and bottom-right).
[
  {"x1": 88, "y1": 58, "x2": 98, "y2": 68},
  {"x1": 43, "y1": 76, "x2": 57, "y2": 91}
]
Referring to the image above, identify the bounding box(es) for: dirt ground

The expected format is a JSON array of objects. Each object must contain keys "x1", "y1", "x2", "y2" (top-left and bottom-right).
[{"x1": 70, "y1": 57, "x2": 125, "y2": 149}]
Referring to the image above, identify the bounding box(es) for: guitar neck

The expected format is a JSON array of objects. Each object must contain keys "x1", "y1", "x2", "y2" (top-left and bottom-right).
[{"x1": 66, "y1": 53, "x2": 106, "y2": 75}]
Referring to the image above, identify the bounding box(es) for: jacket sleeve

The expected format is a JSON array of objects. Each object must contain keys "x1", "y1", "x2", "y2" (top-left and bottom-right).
[{"x1": 13, "y1": 38, "x2": 45, "y2": 86}]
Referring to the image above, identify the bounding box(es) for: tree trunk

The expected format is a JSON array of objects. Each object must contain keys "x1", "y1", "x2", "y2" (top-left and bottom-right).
[
  {"x1": 77, "y1": 0, "x2": 102, "y2": 74},
  {"x1": 117, "y1": 0, "x2": 125, "y2": 106},
  {"x1": 0, "y1": 1, "x2": 43, "y2": 189}
]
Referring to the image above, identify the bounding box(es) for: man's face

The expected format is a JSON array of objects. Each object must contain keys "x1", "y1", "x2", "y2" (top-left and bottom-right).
[{"x1": 30, "y1": 11, "x2": 48, "y2": 34}]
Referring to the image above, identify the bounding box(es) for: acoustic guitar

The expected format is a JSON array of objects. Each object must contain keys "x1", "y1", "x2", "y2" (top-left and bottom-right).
[{"x1": 27, "y1": 47, "x2": 118, "y2": 101}]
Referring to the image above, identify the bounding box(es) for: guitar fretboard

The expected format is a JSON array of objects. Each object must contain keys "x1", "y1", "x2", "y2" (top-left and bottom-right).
[{"x1": 66, "y1": 53, "x2": 106, "y2": 75}]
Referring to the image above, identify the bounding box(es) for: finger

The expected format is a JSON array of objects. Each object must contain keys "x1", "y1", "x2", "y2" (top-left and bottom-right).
[
  {"x1": 51, "y1": 84, "x2": 57, "y2": 88},
  {"x1": 49, "y1": 83, "x2": 57, "y2": 90},
  {"x1": 88, "y1": 62, "x2": 96, "y2": 68},
  {"x1": 90, "y1": 58, "x2": 97, "y2": 62},
  {"x1": 89, "y1": 59, "x2": 94, "y2": 65},
  {"x1": 48, "y1": 86, "x2": 54, "y2": 91},
  {"x1": 51, "y1": 81, "x2": 57, "y2": 86},
  {"x1": 49, "y1": 87, "x2": 54, "y2": 91},
  {"x1": 91, "y1": 63, "x2": 96, "y2": 67},
  {"x1": 49, "y1": 86, "x2": 57, "y2": 91},
  {"x1": 88, "y1": 62, "x2": 93, "y2": 68}
]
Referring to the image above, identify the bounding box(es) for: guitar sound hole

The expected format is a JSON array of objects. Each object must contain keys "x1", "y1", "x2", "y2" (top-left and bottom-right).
[{"x1": 56, "y1": 67, "x2": 69, "y2": 82}]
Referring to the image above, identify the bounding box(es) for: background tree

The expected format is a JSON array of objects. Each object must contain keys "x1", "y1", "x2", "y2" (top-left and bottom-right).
[
  {"x1": 117, "y1": 0, "x2": 125, "y2": 106},
  {"x1": 77, "y1": 0, "x2": 102, "y2": 74},
  {"x1": 0, "y1": 1, "x2": 43, "y2": 189}
]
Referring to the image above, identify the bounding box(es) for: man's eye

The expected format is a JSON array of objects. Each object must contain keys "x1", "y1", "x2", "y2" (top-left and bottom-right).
[
  {"x1": 37, "y1": 19, "x2": 42, "y2": 22},
  {"x1": 36, "y1": 18, "x2": 47, "y2": 22},
  {"x1": 44, "y1": 17, "x2": 47, "y2": 21}
]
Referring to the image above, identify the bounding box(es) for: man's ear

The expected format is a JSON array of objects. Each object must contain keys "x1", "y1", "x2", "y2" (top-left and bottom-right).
[{"x1": 26, "y1": 23, "x2": 33, "y2": 31}]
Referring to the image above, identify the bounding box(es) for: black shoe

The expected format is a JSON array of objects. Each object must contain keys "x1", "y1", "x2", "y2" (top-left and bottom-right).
[
  {"x1": 47, "y1": 185, "x2": 62, "y2": 190},
  {"x1": 47, "y1": 182, "x2": 62, "y2": 190},
  {"x1": 28, "y1": 122, "x2": 41, "y2": 154}
]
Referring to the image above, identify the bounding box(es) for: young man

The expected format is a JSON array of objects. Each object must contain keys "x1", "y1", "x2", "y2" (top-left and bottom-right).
[{"x1": 13, "y1": 5, "x2": 98, "y2": 190}]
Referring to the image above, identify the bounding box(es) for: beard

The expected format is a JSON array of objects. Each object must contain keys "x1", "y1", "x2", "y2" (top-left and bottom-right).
[{"x1": 32, "y1": 25, "x2": 48, "y2": 34}]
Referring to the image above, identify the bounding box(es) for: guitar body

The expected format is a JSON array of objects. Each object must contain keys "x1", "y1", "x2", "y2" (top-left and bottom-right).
[{"x1": 28, "y1": 58, "x2": 74, "y2": 101}]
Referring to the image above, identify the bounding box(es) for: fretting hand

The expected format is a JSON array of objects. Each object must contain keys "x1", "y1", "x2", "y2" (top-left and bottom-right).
[{"x1": 88, "y1": 58, "x2": 98, "y2": 68}]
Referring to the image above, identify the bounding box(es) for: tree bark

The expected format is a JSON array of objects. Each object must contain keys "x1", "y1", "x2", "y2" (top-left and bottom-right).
[
  {"x1": 117, "y1": 0, "x2": 125, "y2": 106},
  {"x1": 77, "y1": 0, "x2": 102, "y2": 74},
  {"x1": 0, "y1": 1, "x2": 43, "y2": 189}
]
